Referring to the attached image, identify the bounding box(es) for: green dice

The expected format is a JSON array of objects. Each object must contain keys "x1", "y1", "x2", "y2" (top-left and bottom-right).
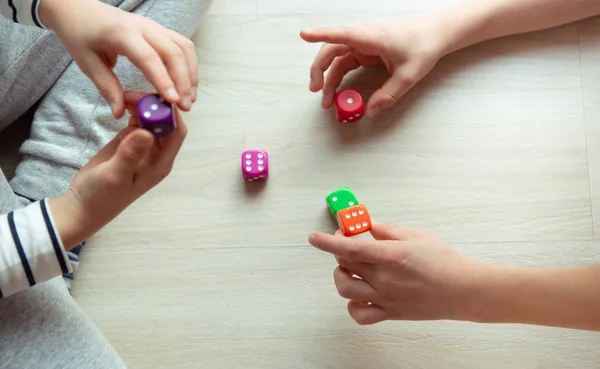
[{"x1": 326, "y1": 186, "x2": 359, "y2": 216}]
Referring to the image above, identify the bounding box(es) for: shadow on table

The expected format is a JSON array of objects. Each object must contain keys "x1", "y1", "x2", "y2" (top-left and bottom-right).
[
  {"x1": 243, "y1": 179, "x2": 268, "y2": 199},
  {"x1": 319, "y1": 64, "x2": 431, "y2": 149}
]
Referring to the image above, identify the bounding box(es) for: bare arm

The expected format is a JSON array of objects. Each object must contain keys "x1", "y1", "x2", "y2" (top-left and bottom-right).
[
  {"x1": 439, "y1": 0, "x2": 600, "y2": 54},
  {"x1": 309, "y1": 223, "x2": 600, "y2": 332},
  {"x1": 471, "y1": 264, "x2": 600, "y2": 331}
]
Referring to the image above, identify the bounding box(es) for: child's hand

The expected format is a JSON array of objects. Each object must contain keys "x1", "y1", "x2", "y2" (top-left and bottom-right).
[
  {"x1": 40, "y1": 0, "x2": 198, "y2": 118},
  {"x1": 49, "y1": 92, "x2": 187, "y2": 249},
  {"x1": 308, "y1": 223, "x2": 482, "y2": 325},
  {"x1": 300, "y1": 15, "x2": 449, "y2": 118}
]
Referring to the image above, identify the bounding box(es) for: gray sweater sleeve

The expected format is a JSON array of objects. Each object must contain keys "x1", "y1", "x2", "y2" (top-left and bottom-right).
[
  {"x1": 0, "y1": 199, "x2": 72, "y2": 298},
  {"x1": 0, "y1": 0, "x2": 46, "y2": 28}
]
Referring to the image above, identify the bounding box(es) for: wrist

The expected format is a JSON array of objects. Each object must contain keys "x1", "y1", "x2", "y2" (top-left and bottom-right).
[
  {"x1": 466, "y1": 263, "x2": 600, "y2": 330},
  {"x1": 38, "y1": 0, "x2": 62, "y2": 30},
  {"x1": 47, "y1": 191, "x2": 97, "y2": 251},
  {"x1": 464, "y1": 262, "x2": 524, "y2": 324}
]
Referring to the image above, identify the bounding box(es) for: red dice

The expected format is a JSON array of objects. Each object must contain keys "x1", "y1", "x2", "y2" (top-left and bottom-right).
[{"x1": 334, "y1": 88, "x2": 365, "y2": 123}]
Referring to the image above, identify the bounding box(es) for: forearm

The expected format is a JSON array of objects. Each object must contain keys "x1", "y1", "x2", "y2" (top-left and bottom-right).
[
  {"x1": 470, "y1": 263, "x2": 600, "y2": 331},
  {"x1": 436, "y1": 0, "x2": 600, "y2": 55},
  {"x1": 0, "y1": 199, "x2": 72, "y2": 298},
  {"x1": 48, "y1": 193, "x2": 96, "y2": 251}
]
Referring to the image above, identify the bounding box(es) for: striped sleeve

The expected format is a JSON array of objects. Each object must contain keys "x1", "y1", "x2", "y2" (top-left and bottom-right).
[
  {"x1": 0, "y1": 199, "x2": 72, "y2": 298},
  {"x1": 0, "y1": 0, "x2": 46, "y2": 28}
]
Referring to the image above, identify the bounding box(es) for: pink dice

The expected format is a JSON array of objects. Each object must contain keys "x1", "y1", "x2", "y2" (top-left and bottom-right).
[
  {"x1": 241, "y1": 150, "x2": 269, "y2": 181},
  {"x1": 334, "y1": 88, "x2": 365, "y2": 123}
]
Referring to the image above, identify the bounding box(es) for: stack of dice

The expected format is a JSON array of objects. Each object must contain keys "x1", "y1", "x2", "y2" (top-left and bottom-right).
[{"x1": 326, "y1": 186, "x2": 372, "y2": 237}]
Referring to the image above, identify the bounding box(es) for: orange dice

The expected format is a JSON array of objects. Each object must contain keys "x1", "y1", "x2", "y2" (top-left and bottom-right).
[{"x1": 336, "y1": 204, "x2": 372, "y2": 237}]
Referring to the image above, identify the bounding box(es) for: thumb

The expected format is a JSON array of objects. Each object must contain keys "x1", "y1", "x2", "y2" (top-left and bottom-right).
[
  {"x1": 370, "y1": 223, "x2": 410, "y2": 241},
  {"x1": 366, "y1": 66, "x2": 420, "y2": 118},
  {"x1": 79, "y1": 53, "x2": 125, "y2": 118},
  {"x1": 107, "y1": 129, "x2": 154, "y2": 177}
]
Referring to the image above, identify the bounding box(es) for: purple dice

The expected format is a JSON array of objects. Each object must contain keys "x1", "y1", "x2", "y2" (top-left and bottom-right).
[
  {"x1": 137, "y1": 94, "x2": 176, "y2": 138},
  {"x1": 241, "y1": 150, "x2": 269, "y2": 181}
]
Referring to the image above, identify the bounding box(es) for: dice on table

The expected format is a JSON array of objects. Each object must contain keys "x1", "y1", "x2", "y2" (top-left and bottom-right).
[
  {"x1": 336, "y1": 204, "x2": 372, "y2": 237},
  {"x1": 137, "y1": 94, "x2": 176, "y2": 138},
  {"x1": 326, "y1": 186, "x2": 359, "y2": 217},
  {"x1": 241, "y1": 150, "x2": 269, "y2": 181},
  {"x1": 334, "y1": 88, "x2": 365, "y2": 123}
]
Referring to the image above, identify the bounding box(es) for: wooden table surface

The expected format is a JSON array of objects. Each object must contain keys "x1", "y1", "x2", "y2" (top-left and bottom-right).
[{"x1": 73, "y1": 1, "x2": 600, "y2": 367}]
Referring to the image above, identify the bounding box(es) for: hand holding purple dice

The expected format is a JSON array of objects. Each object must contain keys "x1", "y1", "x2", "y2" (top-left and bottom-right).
[
  {"x1": 137, "y1": 94, "x2": 176, "y2": 138},
  {"x1": 242, "y1": 150, "x2": 269, "y2": 181}
]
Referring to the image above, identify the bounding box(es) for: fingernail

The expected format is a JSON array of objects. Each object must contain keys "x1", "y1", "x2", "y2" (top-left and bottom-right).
[
  {"x1": 191, "y1": 88, "x2": 197, "y2": 102},
  {"x1": 182, "y1": 95, "x2": 193, "y2": 109},
  {"x1": 167, "y1": 88, "x2": 179, "y2": 101},
  {"x1": 109, "y1": 102, "x2": 117, "y2": 117},
  {"x1": 322, "y1": 91, "x2": 331, "y2": 107}
]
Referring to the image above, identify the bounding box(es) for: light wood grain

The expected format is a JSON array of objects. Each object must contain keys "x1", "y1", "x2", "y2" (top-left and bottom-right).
[
  {"x1": 115, "y1": 15, "x2": 591, "y2": 246},
  {"x1": 257, "y1": 0, "x2": 458, "y2": 15},
  {"x1": 578, "y1": 17, "x2": 600, "y2": 239},
  {"x1": 71, "y1": 2, "x2": 600, "y2": 368},
  {"x1": 75, "y1": 241, "x2": 600, "y2": 368}
]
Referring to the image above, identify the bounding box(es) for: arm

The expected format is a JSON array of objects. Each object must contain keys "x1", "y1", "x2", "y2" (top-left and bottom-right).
[
  {"x1": 302, "y1": 0, "x2": 600, "y2": 118},
  {"x1": 0, "y1": 92, "x2": 187, "y2": 300},
  {"x1": 0, "y1": 199, "x2": 73, "y2": 298},
  {"x1": 440, "y1": 0, "x2": 600, "y2": 55},
  {"x1": 471, "y1": 264, "x2": 600, "y2": 331},
  {"x1": 309, "y1": 223, "x2": 600, "y2": 331}
]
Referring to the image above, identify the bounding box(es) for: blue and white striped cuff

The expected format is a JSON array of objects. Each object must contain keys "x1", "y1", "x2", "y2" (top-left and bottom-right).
[{"x1": 0, "y1": 0, "x2": 47, "y2": 28}]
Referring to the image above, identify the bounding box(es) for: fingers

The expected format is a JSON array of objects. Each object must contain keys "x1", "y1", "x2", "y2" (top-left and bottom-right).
[
  {"x1": 83, "y1": 126, "x2": 138, "y2": 169},
  {"x1": 155, "y1": 107, "x2": 188, "y2": 172},
  {"x1": 123, "y1": 91, "x2": 149, "y2": 128},
  {"x1": 144, "y1": 31, "x2": 193, "y2": 111},
  {"x1": 169, "y1": 30, "x2": 199, "y2": 102},
  {"x1": 309, "y1": 232, "x2": 383, "y2": 263},
  {"x1": 335, "y1": 256, "x2": 376, "y2": 281},
  {"x1": 107, "y1": 128, "x2": 154, "y2": 177},
  {"x1": 366, "y1": 66, "x2": 420, "y2": 118},
  {"x1": 347, "y1": 300, "x2": 388, "y2": 325},
  {"x1": 309, "y1": 43, "x2": 351, "y2": 93},
  {"x1": 370, "y1": 223, "x2": 430, "y2": 242},
  {"x1": 300, "y1": 26, "x2": 373, "y2": 50},
  {"x1": 321, "y1": 53, "x2": 360, "y2": 108},
  {"x1": 334, "y1": 266, "x2": 379, "y2": 303},
  {"x1": 81, "y1": 53, "x2": 125, "y2": 118},
  {"x1": 120, "y1": 36, "x2": 180, "y2": 105},
  {"x1": 370, "y1": 223, "x2": 412, "y2": 241},
  {"x1": 124, "y1": 90, "x2": 149, "y2": 117}
]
